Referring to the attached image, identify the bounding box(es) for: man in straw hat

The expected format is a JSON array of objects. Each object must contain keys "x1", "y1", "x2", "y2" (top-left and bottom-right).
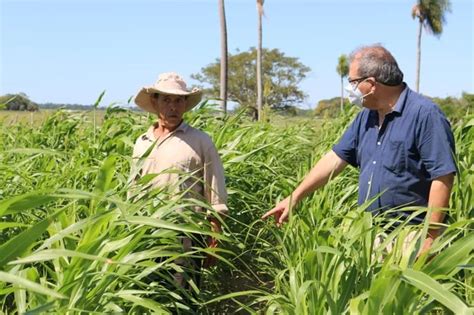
[{"x1": 130, "y1": 72, "x2": 228, "y2": 288}]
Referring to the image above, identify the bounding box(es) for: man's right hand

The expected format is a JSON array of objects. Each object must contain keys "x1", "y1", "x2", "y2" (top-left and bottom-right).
[
  {"x1": 261, "y1": 151, "x2": 347, "y2": 227},
  {"x1": 261, "y1": 197, "x2": 293, "y2": 227}
]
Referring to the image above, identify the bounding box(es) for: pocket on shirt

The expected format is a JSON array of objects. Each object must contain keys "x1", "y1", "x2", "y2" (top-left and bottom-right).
[{"x1": 383, "y1": 140, "x2": 406, "y2": 173}]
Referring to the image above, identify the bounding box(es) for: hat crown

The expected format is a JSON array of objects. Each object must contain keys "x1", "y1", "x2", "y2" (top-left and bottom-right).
[
  {"x1": 156, "y1": 72, "x2": 187, "y2": 90},
  {"x1": 135, "y1": 72, "x2": 202, "y2": 114}
]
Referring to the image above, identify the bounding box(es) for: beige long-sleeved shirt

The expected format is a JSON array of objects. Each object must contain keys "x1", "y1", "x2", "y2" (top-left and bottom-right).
[{"x1": 129, "y1": 121, "x2": 228, "y2": 214}]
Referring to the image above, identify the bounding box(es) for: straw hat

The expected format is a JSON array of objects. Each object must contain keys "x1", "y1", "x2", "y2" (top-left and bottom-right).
[{"x1": 134, "y1": 72, "x2": 202, "y2": 113}]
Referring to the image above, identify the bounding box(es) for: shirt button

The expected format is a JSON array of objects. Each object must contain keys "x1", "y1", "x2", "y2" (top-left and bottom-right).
[
  {"x1": 373, "y1": 161, "x2": 377, "y2": 164},
  {"x1": 368, "y1": 181, "x2": 371, "y2": 185},
  {"x1": 377, "y1": 142, "x2": 381, "y2": 145}
]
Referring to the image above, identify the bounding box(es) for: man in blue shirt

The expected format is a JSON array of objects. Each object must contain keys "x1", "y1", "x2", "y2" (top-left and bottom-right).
[{"x1": 262, "y1": 44, "x2": 456, "y2": 255}]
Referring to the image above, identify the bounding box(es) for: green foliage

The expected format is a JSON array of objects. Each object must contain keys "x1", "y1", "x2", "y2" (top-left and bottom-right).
[
  {"x1": 412, "y1": 0, "x2": 452, "y2": 35},
  {"x1": 0, "y1": 104, "x2": 472, "y2": 313},
  {"x1": 315, "y1": 97, "x2": 352, "y2": 118},
  {"x1": 0, "y1": 107, "x2": 225, "y2": 313},
  {"x1": 336, "y1": 54, "x2": 349, "y2": 78},
  {"x1": 0, "y1": 93, "x2": 39, "y2": 111},
  {"x1": 315, "y1": 93, "x2": 474, "y2": 122},
  {"x1": 433, "y1": 92, "x2": 474, "y2": 123},
  {"x1": 191, "y1": 47, "x2": 311, "y2": 112}
]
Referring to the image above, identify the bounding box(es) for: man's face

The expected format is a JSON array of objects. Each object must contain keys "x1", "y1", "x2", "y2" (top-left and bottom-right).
[
  {"x1": 348, "y1": 62, "x2": 367, "y2": 92},
  {"x1": 151, "y1": 94, "x2": 187, "y2": 128},
  {"x1": 348, "y1": 60, "x2": 376, "y2": 108}
]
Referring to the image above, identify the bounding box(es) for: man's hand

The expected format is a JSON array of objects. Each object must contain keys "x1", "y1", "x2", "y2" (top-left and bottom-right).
[
  {"x1": 203, "y1": 217, "x2": 221, "y2": 268},
  {"x1": 261, "y1": 151, "x2": 347, "y2": 227},
  {"x1": 418, "y1": 235, "x2": 435, "y2": 257},
  {"x1": 261, "y1": 197, "x2": 292, "y2": 227},
  {"x1": 417, "y1": 227, "x2": 442, "y2": 259},
  {"x1": 417, "y1": 174, "x2": 454, "y2": 260}
]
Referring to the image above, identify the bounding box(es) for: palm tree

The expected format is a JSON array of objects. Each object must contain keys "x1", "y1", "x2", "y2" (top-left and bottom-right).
[
  {"x1": 218, "y1": 0, "x2": 228, "y2": 114},
  {"x1": 412, "y1": 0, "x2": 451, "y2": 92},
  {"x1": 336, "y1": 54, "x2": 349, "y2": 112},
  {"x1": 256, "y1": 0, "x2": 264, "y2": 121}
]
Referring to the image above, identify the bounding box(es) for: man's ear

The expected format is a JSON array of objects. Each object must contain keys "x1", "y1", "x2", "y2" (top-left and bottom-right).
[
  {"x1": 368, "y1": 78, "x2": 377, "y2": 92},
  {"x1": 150, "y1": 94, "x2": 156, "y2": 103}
]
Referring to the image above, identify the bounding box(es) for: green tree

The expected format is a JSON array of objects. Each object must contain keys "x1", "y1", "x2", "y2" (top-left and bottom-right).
[
  {"x1": 432, "y1": 92, "x2": 474, "y2": 122},
  {"x1": 256, "y1": 0, "x2": 264, "y2": 121},
  {"x1": 0, "y1": 93, "x2": 39, "y2": 111},
  {"x1": 191, "y1": 48, "x2": 311, "y2": 114},
  {"x1": 218, "y1": 0, "x2": 228, "y2": 114},
  {"x1": 412, "y1": 0, "x2": 451, "y2": 92},
  {"x1": 314, "y1": 97, "x2": 345, "y2": 118},
  {"x1": 336, "y1": 54, "x2": 349, "y2": 112}
]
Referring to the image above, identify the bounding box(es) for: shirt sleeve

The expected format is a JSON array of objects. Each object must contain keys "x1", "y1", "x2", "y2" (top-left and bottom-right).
[
  {"x1": 203, "y1": 141, "x2": 228, "y2": 214},
  {"x1": 416, "y1": 108, "x2": 457, "y2": 180},
  {"x1": 332, "y1": 114, "x2": 362, "y2": 167}
]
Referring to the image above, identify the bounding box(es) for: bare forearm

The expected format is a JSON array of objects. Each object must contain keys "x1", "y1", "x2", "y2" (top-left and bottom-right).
[
  {"x1": 262, "y1": 151, "x2": 348, "y2": 225},
  {"x1": 427, "y1": 173, "x2": 454, "y2": 237},
  {"x1": 292, "y1": 150, "x2": 347, "y2": 203}
]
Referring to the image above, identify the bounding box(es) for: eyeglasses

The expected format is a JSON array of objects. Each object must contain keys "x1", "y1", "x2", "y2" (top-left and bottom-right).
[{"x1": 348, "y1": 76, "x2": 369, "y2": 88}]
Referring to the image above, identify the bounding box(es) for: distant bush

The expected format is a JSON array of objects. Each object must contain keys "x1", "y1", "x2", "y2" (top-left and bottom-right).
[
  {"x1": 315, "y1": 93, "x2": 474, "y2": 122},
  {"x1": 40, "y1": 102, "x2": 93, "y2": 110},
  {"x1": 314, "y1": 97, "x2": 349, "y2": 118},
  {"x1": 0, "y1": 93, "x2": 39, "y2": 111},
  {"x1": 432, "y1": 92, "x2": 474, "y2": 123}
]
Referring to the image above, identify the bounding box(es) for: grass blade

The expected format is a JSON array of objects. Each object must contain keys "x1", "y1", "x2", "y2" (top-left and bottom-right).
[
  {"x1": 0, "y1": 271, "x2": 66, "y2": 299},
  {"x1": 0, "y1": 208, "x2": 64, "y2": 268},
  {"x1": 402, "y1": 268, "x2": 471, "y2": 315}
]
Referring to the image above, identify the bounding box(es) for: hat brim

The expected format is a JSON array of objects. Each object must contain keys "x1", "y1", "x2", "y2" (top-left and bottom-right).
[{"x1": 134, "y1": 87, "x2": 202, "y2": 114}]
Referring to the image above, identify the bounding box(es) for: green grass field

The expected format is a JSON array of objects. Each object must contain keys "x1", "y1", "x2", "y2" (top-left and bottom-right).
[
  {"x1": 0, "y1": 109, "x2": 108, "y2": 126},
  {"x1": 0, "y1": 106, "x2": 472, "y2": 314}
]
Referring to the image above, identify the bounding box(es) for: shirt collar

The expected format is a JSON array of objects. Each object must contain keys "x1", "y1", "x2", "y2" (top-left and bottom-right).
[
  {"x1": 144, "y1": 120, "x2": 189, "y2": 141},
  {"x1": 367, "y1": 83, "x2": 408, "y2": 121},
  {"x1": 392, "y1": 83, "x2": 409, "y2": 114}
]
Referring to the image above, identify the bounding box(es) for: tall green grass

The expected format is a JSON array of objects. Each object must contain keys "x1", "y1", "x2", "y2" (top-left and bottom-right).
[{"x1": 0, "y1": 104, "x2": 472, "y2": 314}]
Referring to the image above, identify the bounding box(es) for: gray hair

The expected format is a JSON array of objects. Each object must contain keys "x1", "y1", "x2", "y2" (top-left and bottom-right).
[{"x1": 349, "y1": 44, "x2": 403, "y2": 86}]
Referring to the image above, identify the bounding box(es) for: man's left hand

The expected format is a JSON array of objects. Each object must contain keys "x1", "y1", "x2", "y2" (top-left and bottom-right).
[
  {"x1": 203, "y1": 217, "x2": 221, "y2": 268},
  {"x1": 418, "y1": 235, "x2": 434, "y2": 257},
  {"x1": 417, "y1": 228, "x2": 442, "y2": 260}
]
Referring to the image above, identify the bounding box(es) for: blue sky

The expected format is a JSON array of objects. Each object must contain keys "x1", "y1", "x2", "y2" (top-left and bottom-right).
[{"x1": 1, "y1": 0, "x2": 473, "y2": 109}]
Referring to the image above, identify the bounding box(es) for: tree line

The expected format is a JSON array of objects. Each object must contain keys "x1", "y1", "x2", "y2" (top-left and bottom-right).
[
  {"x1": 0, "y1": 93, "x2": 39, "y2": 111},
  {"x1": 0, "y1": 93, "x2": 95, "y2": 111},
  {"x1": 315, "y1": 92, "x2": 473, "y2": 123}
]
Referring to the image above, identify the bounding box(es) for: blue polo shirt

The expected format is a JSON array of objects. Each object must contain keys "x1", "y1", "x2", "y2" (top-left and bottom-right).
[{"x1": 333, "y1": 84, "x2": 456, "y2": 224}]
